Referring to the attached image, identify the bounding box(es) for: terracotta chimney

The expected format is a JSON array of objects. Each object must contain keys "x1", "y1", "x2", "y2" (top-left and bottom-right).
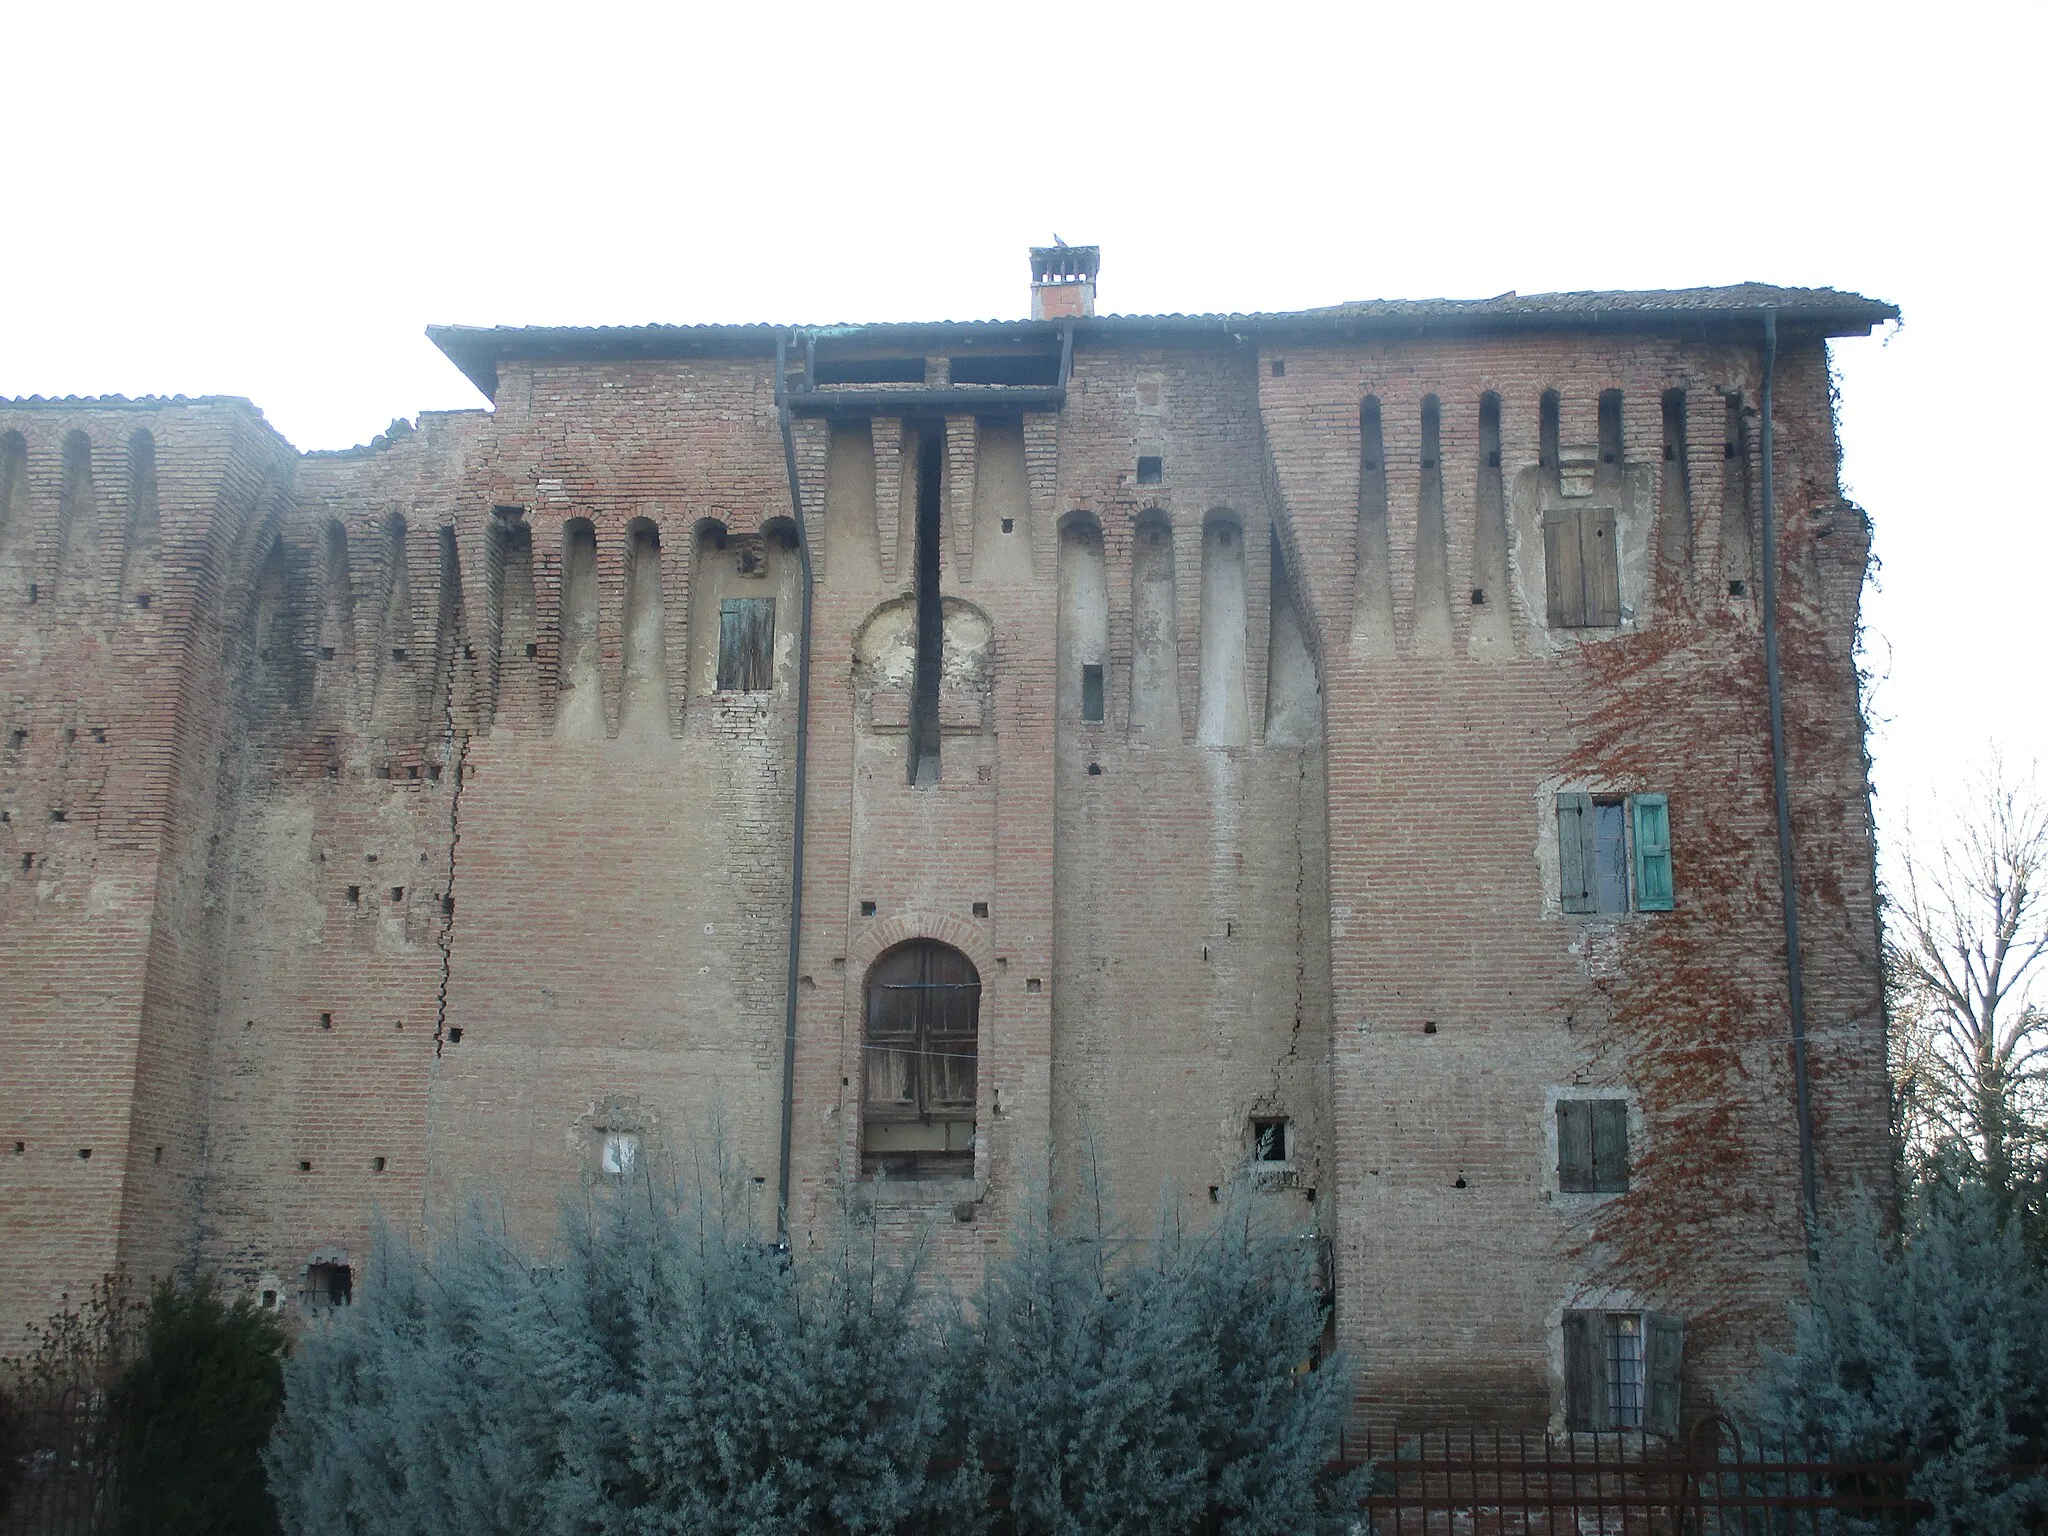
[{"x1": 1030, "y1": 244, "x2": 1099, "y2": 320}]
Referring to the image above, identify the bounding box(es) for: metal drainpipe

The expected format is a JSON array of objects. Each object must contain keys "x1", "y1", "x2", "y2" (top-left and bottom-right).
[
  {"x1": 1758, "y1": 308, "x2": 1821, "y2": 1249},
  {"x1": 773, "y1": 333, "x2": 814, "y2": 1245}
]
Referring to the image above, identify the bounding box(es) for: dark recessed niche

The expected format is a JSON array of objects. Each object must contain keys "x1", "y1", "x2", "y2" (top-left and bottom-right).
[
  {"x1": 319, "y1": 1012, "x2": 333, "y2": 1029},
  {"x1": 525, "y1": 643, "x2": 537, "y2": 658},
  {"x1": 298, "y1": 1160, "x2": 311, "y2": 1173},
  {"x1": 1471, "y1": 588, "x2": 1486, "y2": 605},
  {"x1": 77, "y1": 1148, "x2": 91, "y2": 1161},
  {"x1": 374, "y1": 765, "x2": 391, "y2": 780},
  {"x1": 320, "y1": 646, "x2": 335, "y2": 660},
  {"x1": 91, "y1": 728, "x2": 105, "y2": 744},
  {"x1": 345, "y1": 886, "x2": 360, "y2": 905},
  {"x1": 1087, "y1": 762, "x2": 1102, "y2": 776},
  {"x1": 152, "y1": 1146, "x2": 163, "y2": 1164},
  {"x1": 972, "y1": 901, "x2": 989, "y2": 918},
  {"x1": 1136, "y1": 456, "x2": 1163, "y2": 485},
  {"x1": 390, "y1": 887, "x2": 404, "y2": 902},
  {"x1": 1001, "y1": 518, "x2": 1015, "y2": 533},
  {"x1": 372, "y1": 1156, "x2": 387, "y2": 1172},
  {"x1": 136, "y1": 593, "x2": 150, "y2": 609},
  {"x1": 1271, "y1": 358, "x2": 1286, "y2": 377},
  {"x1": 446, "y1": 1027, "x2": 464, "y2": 1043},
  {"x1": 427, "y1": 764, "x2": 442, "y2": 781},
  {"x1": 859, "y1": 899, "x2": 877, "y2": 917},
  {"x1": 1423, "y1": 1021, "x2": 1438, "y2": 1034},
  {"x1": 1728, "y1": 579, "x2": 1747, "y2": 597},
  {"x1": 1025, "y1": 977, "x2": 1042, "y2": 993},
  {"x1": 391, "y1": 648, "x2": 406, "y2": 661}
]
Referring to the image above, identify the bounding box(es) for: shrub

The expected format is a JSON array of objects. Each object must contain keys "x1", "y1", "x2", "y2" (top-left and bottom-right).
[
  {"x1": 110, "y1": 1277, "x2": 288, "y2": 1535},
  {"x1": 1743, "y1": 1181, "x2": 2048, "y2": 1533}
]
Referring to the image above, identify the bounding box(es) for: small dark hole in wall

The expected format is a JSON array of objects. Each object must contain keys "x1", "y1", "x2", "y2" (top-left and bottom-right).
[
  {"x1": 365, "y1": 852, "x2": 378, "y2": 863},
  {"x1": 394, "y1": 1020, "x2": 404, "y2": 1030},
  {"x1": 1471, "y1": 588, "x2": 1486, "y2": 606},
  {"x1": 1487, "y1": 450, "x2": 1501, "y2": 468},
  {"x1": 372, "y1": 1156, "x2": 386, "y2": 1172},
  {"x1": 406, "y1": 765, "x2": 418, "y2": 780},
  {"x1": 427, "y1": 764, "x2": 442, "y2": 781},
  {"x1": 442, "y1": 895, "x2": 454, "y2": 915},
  {"x1": 50, "y1": 809, "x2": 65, "y2": 823},
  {"x1": 859, "y1": 899, "x2": 877, "y2": 917},
  {"x1": 525, "y1": 643, "x2": 538, "y2": 658},
  {"x1": 1025, "y1": 977, "x2": 1042, "y2": 992},
  {"x1": 374, "y1": 765, "x2": 391, "y2": 780},
  {"x1": 464, "y1": 644, "x2": 476, "y2": 659},
  {"x1": 320, "y1": 646, "x2": 335, "y2": 660},
  {"x1": 1453, "y1": 1175, "x2": 1468, "y2": 1188},
  {"x1": 1001, "y1": 518, "x2": 1014, "y2": 533},
  {"x1": 972, "y1": 901, "x2": 989, "y2": 918},
  {"x1": 1136, "y1": 456, "x2": 1163, "y2": 485},
  {"x1": 1086, "y1": 762, "x2": 1102, "y2": 776},
  {"x1": 152, "y1": 1146, "x2": 162, "y2": 1165},
  {"x1": 1271, "y1": 358, "x2": 1286, "y2": 377},
  {"x1": 1208, "y1": 1185, "x2": 1220, "y2": 1202},
  {"x1": 21, "y1": 853, "x2": 35, "y2": 871},
  {"x1": 392, "y1": 648, "x2": 406, "y2": 662},
  {"x1": 326, "y1": 763, "x2": 339, "y2": 779},
  {"x1": 8, "y1": 730, "x2": 24, "y2": 748},
  {"x1": 1728, "y1": 579, "x2": 1747, "y2": 597},
  {"x1": 136, "y1": 593, "x2": 150, "y2": 609},
  {"x1": 12, "y1": 1142, "x2": 23, "y2": 1154},
  {"x1": 1423, "y1": 1021, "x2": 1438, "y2": 1034},
  {"x1": 346, "y1": 885, "x2": 360, "y2": 905},
  {"x1": 390, "y1": 887, "x2": 404, "y2": 902},
  {"x1": 64, "y1": 728, "x2": 76, "y2": 744},
  {"x1": 27, "y1": 583, "x2": 37, "y2": 603},
  {"x1": 447, "y1": 1027, "x2": 463, "y2": 1043},
  {"x1": 78, "y1": 1148, "x2": 91, "y2": 1161},
  {"x1": 91, "y1": 728, "x2": 105, "y2": 743},
  {"x1": 298, "y1": 1161, "x2": 311, "y2": 1173}
]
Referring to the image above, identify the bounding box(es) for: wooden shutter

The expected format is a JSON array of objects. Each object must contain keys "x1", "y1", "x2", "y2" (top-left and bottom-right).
[
  {"x1": 1591, "y1": 1100, "x2": 1630, "y2": 1193},
  {"x1": 921, "y1": 944, "x2": 979, "y2": 1113},
  {"x1": 1644, "y1": 1312, "x2": 1685, "y2": 1436},
  {"x1": 1558, "y1": 792, "x2": 1596, "y2": 913},
  {"x1": 863, "y1": 946, "x2": 922, "y2": 1119},
  {"x1": 717, "y1": 597, "x2": 775, "y2": 692},
  {"x1": 1564, "y1": 1311, "x2": 1606, "y2": 1432},
  {"x1": 1631, "y1": 794, "x2": 1673, "y2": 910},
  {"x1": 1557, "y1": 1100, "x2": 1595, "y2": 1192},
  {"x1": 1583, "y1": 510, "x2": 1620, "y2": 626},
  {"x1": 1544, "y1": 513, "x2": 1584, "y2": 627}
]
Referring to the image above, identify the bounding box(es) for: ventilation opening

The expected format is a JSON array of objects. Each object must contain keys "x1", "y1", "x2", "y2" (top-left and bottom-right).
[
  {"x1": 1599, "y1": 389, "x2": 1624, "y2": 469},
  {"x1": 815, "y1": 356, "x2": 925, "y2": 386},
  {"x1": 908, "y1": 429, "x2": 944, "y2": 786},
  {"x1": 1540, "y1": 390, "x2": 1561, "y2": 474},
  {"x1": 949, "y1": 354, "x2": 1060, "y2": 386},
  {"x1": 1080, "y1": 663, "x2": 1104, "y2": 722}
]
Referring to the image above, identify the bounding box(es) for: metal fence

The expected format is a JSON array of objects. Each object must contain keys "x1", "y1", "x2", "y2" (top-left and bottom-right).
[
  {"x1": 1, "y1": 1388, "x2": 120, "y2": 1536},
  {"x1": 1339, "y1": 1421, "x2": 1917, "y2": 1534}
]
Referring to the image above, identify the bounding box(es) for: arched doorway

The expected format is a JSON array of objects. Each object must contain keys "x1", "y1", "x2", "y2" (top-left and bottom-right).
[{"x1": 862, "y1": 940, "x2": 980, "y2": 1178}]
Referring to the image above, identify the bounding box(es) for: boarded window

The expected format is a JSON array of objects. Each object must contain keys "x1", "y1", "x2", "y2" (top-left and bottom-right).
[
  {"x1": 862, "y1": 940, "x2": 979, "y2": 1178},
  {"x1": 716, "y1": 597, "x2": 775, "y2": 691},
  {"x1": 1557, "y1": 1098, "x2": 1630, "y2": 1193},
  {"x1": 1544, "y1": 507, "x2": 1620, "y2": 628}
]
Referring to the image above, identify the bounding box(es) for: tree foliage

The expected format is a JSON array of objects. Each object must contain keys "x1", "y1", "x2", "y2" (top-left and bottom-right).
[
  {"x1": 264, "y1": 1148, "x2": 1358, "y2": 1535},
  {"x1": 1743, "y1": 1180, "x2": 2048, "y2": 1533}
]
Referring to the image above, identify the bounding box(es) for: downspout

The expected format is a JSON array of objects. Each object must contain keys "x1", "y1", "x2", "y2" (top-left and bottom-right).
[
  {"x1": 774, "y1": 333, "x2": 814, "y2": 1244},
  {"x1": 1758, "y1": 308, "x2": 1821, "y2": 1249}
]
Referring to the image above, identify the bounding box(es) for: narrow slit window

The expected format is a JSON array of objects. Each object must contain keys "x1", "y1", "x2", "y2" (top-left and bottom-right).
[
  {"x1": 716, "y1": 597, "x2": 776, "y2": 692},
  {"x1": 1080, "y1": 663, "x2": 1105, "y2": 723}
]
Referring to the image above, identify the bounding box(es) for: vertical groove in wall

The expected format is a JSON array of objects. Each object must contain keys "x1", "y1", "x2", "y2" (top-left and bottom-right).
[
  {"x1": 371, "y1": 515, "x2": 416, "y2": 737},
  {"x1": 555, "y1": 518, "x2": 603, "y2": 741},
  {"x1": 1197, "y1": 516, "x2": 1250, "y2": 747},
  {"x1": 56, "y1": 431, "x2": 98, "y2": 605},
  {"x1": 1351, "y1": 398, "x2": 1395, "y2": 656},
  {"x1": 945, "y1": 414, "x2": 977, "y2": 582},
  {"x1": 1469, "y1": 393, "x2": 1513, "y2": 659},
  {"x1": 1411, "y1": 396, "x2": 1453, "y2": 655},
  {"x1": 488, "y1": 516, "x2": 537, "y2": 731},
  {"x1": 619, "y1": 518, "x2": 668, "y2": 739},
  {"x1": 970, "y1": 417, "x2": 1033, "y2": 584},
  {"x1": 1264, "y1": 528, "x2": 1321, "y2": 746},
  {"x1": 249, "y1": 537, "x2": 294, "y2": 723},
  {"x1": 1129, "y1": 513, "x2": 1182, "y2": 741},
  {"x1": 1720, "y1": 392, "x2": 1756, "y2": 597},
  {"x1": 1056, "y1": 515, "x2": 1107, "y2": 724},
  {"x1": 314, "y1": 521, "x2": 356, "y2": 728},
  {"x1": 0, "y1": 431, "x2": 25, "y2": 603},
  {"x1": 120, "y1": 429, "x2": 161, "y2": 612},
  {"x1": 871, "y1": 417, "x2": 904, "y2": 587},
  {"x1": 823, "y1": 422, "x2": 881, "y2": 590},
  {"x1": 1658, "y1": 389, "x2": 1694, "y2": 595}
]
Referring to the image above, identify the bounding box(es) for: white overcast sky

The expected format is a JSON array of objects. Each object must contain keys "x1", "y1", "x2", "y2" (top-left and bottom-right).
[{"x1": 2, "y1": 0, "x2": 2039, "y2": 859}]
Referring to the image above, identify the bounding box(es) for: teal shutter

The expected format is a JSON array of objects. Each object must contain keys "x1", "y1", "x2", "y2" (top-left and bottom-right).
[
  {"x1": 1557, "y1": 1101, "x2": 1594, "y2": 1192},
  {"x1": 1591, "y1": 1100, "x2": 1631, "y2": 1193},
  {"x1": 1558, "y1": 792, "x2": 1596, "y2": 913},
  {"x1": 1631, "y1": 794, "x2": 1673, "y2": 911},
  {"x1": 1564, "y1": 1311, "x2": 1605, "y2": 1432}
]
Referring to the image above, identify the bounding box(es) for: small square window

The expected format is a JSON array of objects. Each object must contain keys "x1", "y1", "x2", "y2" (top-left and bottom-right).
[
  {"x1": 600, "y1": 1131, "x2": 640, "y2": 1178},
  {"x1": 1136, "y1": 456, "x2": 1163, "y2": 485},
  {"x1": 1080, "y1": 664, "x2": 1104, "y2": 723},
  {"x1": 1251, "y1": 1118, "x2": 1288, "y2": 1163},
  {"x1": 1270, "y1": 358, "x2": 1286, "y2": 377}
]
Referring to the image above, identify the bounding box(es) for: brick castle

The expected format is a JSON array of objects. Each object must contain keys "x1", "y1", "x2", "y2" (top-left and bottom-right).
[{"x1": 0, "y1": 249, "x2": 1897, "y2": 1431}]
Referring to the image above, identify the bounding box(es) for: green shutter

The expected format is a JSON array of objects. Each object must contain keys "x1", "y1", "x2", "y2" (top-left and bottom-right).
[
  {"x1": 1631, "y1": 794, "x2": 1673, "y2": 910},
  {"x1": 1564, "y1": 1311, "x2": 1605, "y2": 1432},
  {"x1": 1557, "y1": 1100, "x2": 1594, "y2": 1192},
  {"x1": 1558, "y1": 792, "x2": 1596, "y2": 913},
  {"x1": 1591, "y1": 1100, "x2": 1631, "y2": 1193},
  {"x1": 1644, "y1": 1312, "x2": 1684, "y2": 1436}
]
